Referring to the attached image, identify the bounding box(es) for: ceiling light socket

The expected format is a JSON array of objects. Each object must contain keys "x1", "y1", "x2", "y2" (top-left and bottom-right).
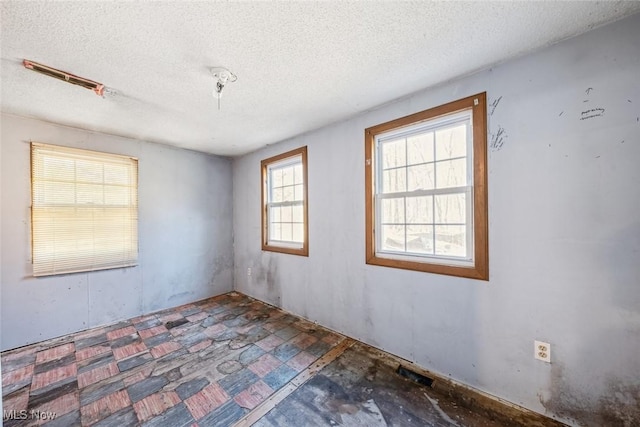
[{"x1": 211, "y1": 67, "x2": 237, "y2": 99}]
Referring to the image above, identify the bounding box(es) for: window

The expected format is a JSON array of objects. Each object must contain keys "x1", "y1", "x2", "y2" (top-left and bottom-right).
[
  {"x1": 31, "y1": 142, "x2": 138, "y2": 276},
  {"x1": 365, "y1": 93, "x2": 488, "y2": 280},
  {"x1": 261, "y1": 146, "x2": 308, "y2": 256}
]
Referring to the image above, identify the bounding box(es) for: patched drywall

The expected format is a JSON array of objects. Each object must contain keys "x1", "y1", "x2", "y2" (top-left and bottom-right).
[
  {"x1": 233, "y1": 14, "x2": 640, "y2": 426},
  {"x1": 0, "y1": 114, "x2": 234, "y2": 350}
]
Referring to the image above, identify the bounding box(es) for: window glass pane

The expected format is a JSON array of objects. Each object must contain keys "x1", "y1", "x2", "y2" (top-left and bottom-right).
[
  {"x1": 407, "y1": 163, "x2": 435, "y2": 191},
  {"x1": 292, "y1": 224, "x2": 304, "y2": 243},
  {"x1": 435, "y1": 194, "x2": 466, "y2": 224},
  {"x1": 282, "y1": 166, "x2": 294, "y2": 186},
  {"x1": 294, "y1": 164, "x2": 303, "y2": 184},
  {"x1": 382, "y1": 139, "x2": 406, "y2": 169},
  {"x1": 294, "y1": 184, "x2": 304, "y2": 201},
  {"x1": 272, "y1": 169, "x2": 283, "y2": 188},
  {"x1": 407, "y1": 133, "x2": 434, "y2": 165},
  {"x1": 381, "y1": 198, "x2": 405, "y2": 224},
  {"x1": 270, "y1": 206, "x2": 281, "y2": 222},
  {"x1": 283, "y1": 186, "x2": 294, "y2": 202},
  {"x1": 270, "y1": 222, "x2": 281, "y2": 241},
  {"x1": 281, "y1": 205, "x2": 292, "y2": 222},
  {"x1": 292, "y1": 204, "x2": 303, "y2": 222},
  {"x1": 435, "y1": 158, "x2": 466, "y2": 189},
  {"x1": 407, "y1": 225, "x2": 434, "y2": 254},
  {"x1": 382, "y1": 168, "x2": 406, "y2": 193},
  {"x1": 282, "y1": 223, "x2": 293, "y2": 241},
  {"x1": 381, "y1": 225, "x2": 405, "y2": 251},
  {"x1": 435, "y1": 225, "x2": 466, "y2": 257},
  {"x1": 406, "y1": 196, "x2": 433, "y2": 224},
  {"x1": 272, "y1": 187, "x2": 283, "y2": 203},
  {"x1": 435, "y1": 123, "x2": 467, "y2": 160}
]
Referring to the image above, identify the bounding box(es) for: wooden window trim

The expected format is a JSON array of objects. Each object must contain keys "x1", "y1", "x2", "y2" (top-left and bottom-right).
[
  {"x1": 261, "y1": 146, "x2": 309, "y2": 256},
  {"x1": 364, "y1": 93, "x2": 488, "y2": 280}
]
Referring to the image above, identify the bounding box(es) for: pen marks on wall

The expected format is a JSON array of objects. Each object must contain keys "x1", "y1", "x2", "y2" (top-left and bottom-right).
[
  {"x1": 489, "y1": 96, "x2": 502, "y2": 116},
  {"x1": 580, "y1": 108, "x2": 606, "y2": 120},
  {"x1": 488, "y1": 95, "x2": 507, "y2": 152},
  {"x1": 490, "y1": 126, "x2": 507, "y2": 152},
  {"x1": 578, "y1": 87, "x2": 606, "y2": 120}
]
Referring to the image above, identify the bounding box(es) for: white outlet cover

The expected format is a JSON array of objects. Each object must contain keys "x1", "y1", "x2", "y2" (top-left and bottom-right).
[{"x1": 534, "y1": 340, "x2": 551, "y2": 363}]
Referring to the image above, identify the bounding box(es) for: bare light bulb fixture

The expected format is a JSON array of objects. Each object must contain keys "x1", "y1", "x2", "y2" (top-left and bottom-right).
[{"x1": 211, "y1": 67, "x2": 237, "y2": 110}]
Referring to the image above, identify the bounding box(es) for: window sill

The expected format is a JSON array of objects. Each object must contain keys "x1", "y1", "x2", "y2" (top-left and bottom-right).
[
  {"x1": 366, "y1": 254, "x2": 487, "y2": 280},
  {"x1": 262, "y1": 244, "x2": 308, "y2": 257}
]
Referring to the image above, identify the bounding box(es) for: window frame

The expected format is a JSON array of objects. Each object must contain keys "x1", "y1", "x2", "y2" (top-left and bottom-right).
[
  {"x1": 365, "y1": 93, "x2": 488, "y2": 280},
  {"x1": 30, "y1": 142, "x2": 139, "y2": 277},
  {"x1": 261, "y1": 146, "x2": 309, "y2": 256}
]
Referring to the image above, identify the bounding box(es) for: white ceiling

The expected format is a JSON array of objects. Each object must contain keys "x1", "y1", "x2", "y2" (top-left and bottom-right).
[{"x1": 2, "y1": 2, "x2": 639, "y2": 157}]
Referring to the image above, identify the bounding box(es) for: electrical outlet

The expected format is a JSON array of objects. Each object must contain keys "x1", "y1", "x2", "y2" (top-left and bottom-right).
[
  {"x1": 534, "y1": 340, "x2": 551, "y2": 363},
  {"x1": 247, "y1": 267, "x2": 252, "y2": 277}
]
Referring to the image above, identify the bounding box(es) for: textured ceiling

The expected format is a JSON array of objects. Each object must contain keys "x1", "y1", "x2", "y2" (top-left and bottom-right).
[{"x1": 2, "y1": 2, "x2": 639, "y2": 156}]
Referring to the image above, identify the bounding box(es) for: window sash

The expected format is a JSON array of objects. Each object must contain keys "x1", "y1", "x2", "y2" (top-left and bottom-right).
[
  {"x1": 374, "y1": 188, "x2": 474, "y2": 265},
  {"x1": 266, "y1": 200, "x2": 305, "y2": 246},
  {"x1": 374, "y1": 113, "x2": 474, "y2": 265},
  {"x1": 266, "y1": 157, "x2": 304, "y2": 248},
  {"x1": 31, "y1": 142, "x2": 138, "y2": 276},
  {"x1": 261, "y1": 147, "x2": 308, "y2": 255}
]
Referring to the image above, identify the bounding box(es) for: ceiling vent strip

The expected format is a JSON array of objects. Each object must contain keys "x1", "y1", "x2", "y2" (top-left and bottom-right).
[{"x1": 23, "y1": 59, "x2": 105, "y2": 96}]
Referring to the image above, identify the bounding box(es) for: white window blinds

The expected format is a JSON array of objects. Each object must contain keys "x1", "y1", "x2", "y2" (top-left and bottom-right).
[{"x1": 31, "y1": 142, "x2": 138, "y2": 276}]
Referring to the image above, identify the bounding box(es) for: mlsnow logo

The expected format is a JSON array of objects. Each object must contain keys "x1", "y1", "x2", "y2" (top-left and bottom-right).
[{"x1": 3, "y1": 410, "x2": 57, "y2": 421}]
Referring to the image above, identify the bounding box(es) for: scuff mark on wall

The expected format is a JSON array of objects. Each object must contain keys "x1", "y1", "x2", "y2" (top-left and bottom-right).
[
  {"x1": 540, "y1": 362, "x2": 584, "y2": 426},
  {"x1": 541, "y1": 362, "x2": 640, "y2": 427},
  {"x1": 597, "y1": 379, "x2": 640, "y2": 427},
  {"x1": 169, "y1": 291, "x2": 192, "y2": 301},
  {"x1": 255, "y1": 253, "x2": 281, "y2": 307}
]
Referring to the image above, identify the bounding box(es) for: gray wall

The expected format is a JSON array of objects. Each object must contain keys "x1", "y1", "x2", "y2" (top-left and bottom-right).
[
  {"x1": 1, "y1": 114, "x2": 234, "y2": 351},
  {"x1": 233, "y1": 14, "x2": 640, "y2": 426}
]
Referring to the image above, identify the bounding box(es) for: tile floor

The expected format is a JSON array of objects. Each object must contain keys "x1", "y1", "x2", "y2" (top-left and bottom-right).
[
  {"x1": 1, "y1": 293, "x2": 344, "y2": 426},
  {"x1": 2, "y1": 292, "x2": 559, "y2": 427}
]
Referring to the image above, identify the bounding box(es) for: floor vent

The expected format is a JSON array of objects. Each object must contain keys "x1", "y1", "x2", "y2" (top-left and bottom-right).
[
  {"x1": 396, "y1": 365, "x2": 434, "y2": 387},
  {"x1": 165, "y1": 318, "x2": 189, "y2": 329}
]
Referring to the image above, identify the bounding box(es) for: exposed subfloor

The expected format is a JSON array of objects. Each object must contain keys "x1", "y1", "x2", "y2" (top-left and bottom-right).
[
  {"x1": 1, "y1": 292, "x2": 547, "y2": 426},
  {"x1": 254, "y1": 342, "x2": 506, "y2": 427}
]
